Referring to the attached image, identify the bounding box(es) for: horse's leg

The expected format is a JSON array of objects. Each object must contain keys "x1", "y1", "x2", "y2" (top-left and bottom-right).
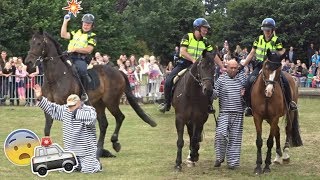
[
  {"x1": 191, "y1": 124, "x2": 203, "y2": 163},
  {"x1": 96, "y1": 108, "x2": 115, "y2": 158},
  {"x1": 263, "y1": 119, "x2": 278, "y2": 173},
  {"x1": 273, "y1": 125, "x2": 283, "y2": 164},
  {"x1": 175, "y1": 116, "x2": 185, "y2": 171},
  {"x1": 107, "y1": 104, "x2": 125, "y2": 153},
  {"x1": 283, "y1": 112, "x2": 292, "y2": 163},
  {"x1": 44, "y1": 113, "x2": 53, "y2": 136},
  {"x1": 253, "y1": 117, "x2": 263, "y2": 174},
  {"x1": 186, "y1": 122, "x2": 193, "y2": 162}
]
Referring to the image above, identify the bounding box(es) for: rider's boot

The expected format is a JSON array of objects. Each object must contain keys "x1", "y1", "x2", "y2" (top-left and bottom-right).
[{"x1": 81, "y1": 75, "x2": 91, "y2": 102}]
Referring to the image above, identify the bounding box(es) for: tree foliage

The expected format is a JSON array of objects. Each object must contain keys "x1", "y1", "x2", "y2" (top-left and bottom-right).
[{"x1": 0, "y1": 0, "x2": 320, "y2": 63}]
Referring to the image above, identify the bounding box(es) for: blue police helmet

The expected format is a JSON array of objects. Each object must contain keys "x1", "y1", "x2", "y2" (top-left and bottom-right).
[
  {"x1": 193, "y1": 18, "x2": 211, "y2": 29},
  {"x1": 261, "y1": 18, "x2": 276, "y2": 31}
]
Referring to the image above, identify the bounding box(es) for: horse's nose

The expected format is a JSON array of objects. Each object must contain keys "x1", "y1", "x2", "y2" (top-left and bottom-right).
[{"x1": 203, "y1": 87, "x2": 213, "y2": 97}]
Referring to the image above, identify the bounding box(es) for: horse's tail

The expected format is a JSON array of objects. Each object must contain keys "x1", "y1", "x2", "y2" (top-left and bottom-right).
[
  {"x1": 120, "y1": 71, "x2": 157, "y2": 127},
  {"x1": 288, "y1": 110, "x2": 303, "y2": 147}
]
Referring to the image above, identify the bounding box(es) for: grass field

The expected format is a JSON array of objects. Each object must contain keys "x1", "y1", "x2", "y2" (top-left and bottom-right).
[{"x1": 0, "y1": 97, "x2": 319, "y2": 179}]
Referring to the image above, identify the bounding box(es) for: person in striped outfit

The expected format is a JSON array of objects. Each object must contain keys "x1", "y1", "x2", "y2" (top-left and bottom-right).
[
  {"x1": 213, "y1": 59, "x2": 246, "y2": 169},
  {"x1": 33, "y1": 84, "x2": 101, "y2": 173}
]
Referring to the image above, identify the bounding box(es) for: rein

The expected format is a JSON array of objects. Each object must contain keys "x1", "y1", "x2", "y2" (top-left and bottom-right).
[
  {"x1": 29, "y1": 35, "x2": 65, "y2": 67},
  {"x1": 188, "y1": 59, "x2": 213, "y2": 87},
  {"x1": 261, "y1": 59, "x2": 281, "y2": 87}
]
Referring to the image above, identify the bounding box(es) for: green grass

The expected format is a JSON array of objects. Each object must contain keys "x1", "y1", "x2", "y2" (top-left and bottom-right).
[{"x1": 0, "y1": 98, "x2": 320, "y2": 179}]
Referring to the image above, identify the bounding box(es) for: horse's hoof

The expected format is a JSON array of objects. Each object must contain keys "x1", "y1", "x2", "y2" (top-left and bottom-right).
[
  {"x1": 186, "y1": 159, "x2": 195, "y2": 167},
  {"x1": 273, "y1": 160, "x2": 281, "y2": 165},
  {"x1": 174, "y1": 165, "x2": 182, "y2": 172},
  {"x1": 263, "y1": 167, "x2": 271, "y2": 173},
  {"x1": 113, "y1": 142, "x2": 121, "y2": 152},
  {"x1": 283, "y1": 158, "x2": 290, "y2": 164},
  {"x1": 254, "y1": 167, "x2": 262, "y2": 175},
  {"x1": 102, "y1": 149, "x2": 116, "y2": 158}
]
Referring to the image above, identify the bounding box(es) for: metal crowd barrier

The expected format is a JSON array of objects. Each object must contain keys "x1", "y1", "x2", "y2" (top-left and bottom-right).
[
  {"x1": 0, "y1": 74, "x2": 165, "y2": 106},
  {"x1": 0, "y1": 75, "x2": 44, "y2": 106}
]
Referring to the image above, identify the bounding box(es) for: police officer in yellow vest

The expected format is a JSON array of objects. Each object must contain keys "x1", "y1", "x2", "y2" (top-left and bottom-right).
[
  {"x1": 240, "y1": 18, "x2": 297, "y2": 116},
  {"x1": 60, "y1": 13, "x2": 97, "y2": 102},
  {"x1": 159, "y1": 18, "x2": 225, "y2": 113}
]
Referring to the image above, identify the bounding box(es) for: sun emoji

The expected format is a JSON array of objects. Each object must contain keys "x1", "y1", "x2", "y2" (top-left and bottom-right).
[{"x1": 62, "y1": 0, "x2": 83, "y2": 17}]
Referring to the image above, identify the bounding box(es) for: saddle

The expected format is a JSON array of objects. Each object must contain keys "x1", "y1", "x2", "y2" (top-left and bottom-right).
[
  {"x1": 70, "y1": 64, "x2": 100, "y2": 90},
  {"x1": 173, "y1": 69, "x2": 188, "y2": 84}
]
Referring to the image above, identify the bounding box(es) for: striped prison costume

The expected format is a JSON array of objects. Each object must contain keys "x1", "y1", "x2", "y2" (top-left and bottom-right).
[
  {"x1": 38, "y1": 97, "x2": 101, "y2": 173},
  {"x1": 214, "y1": 71, "x2": 246, "y2": 168}
]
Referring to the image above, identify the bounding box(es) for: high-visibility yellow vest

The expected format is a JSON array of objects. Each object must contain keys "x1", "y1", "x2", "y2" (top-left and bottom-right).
[
  {"x1": 180, "y1": 33, "x2": 213, "y2": 60},
  {"x1": 67, "y1": 29, "x2": 96, "y2": 51},
  {"x1": 254, "y1": 35, "x2": 282, "y2": 61}
]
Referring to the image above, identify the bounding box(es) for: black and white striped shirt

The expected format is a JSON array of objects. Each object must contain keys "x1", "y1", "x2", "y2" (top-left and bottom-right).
[
  {"x1": 38, "y1": 97, "x2": 97, "y2": 157},
  {"x1": 215, "y1": 72, "x2": 246, "y2": 113}
]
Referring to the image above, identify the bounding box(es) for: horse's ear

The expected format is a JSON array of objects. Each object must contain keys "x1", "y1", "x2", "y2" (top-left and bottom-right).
[
  {"x1": 279, "y1": 51, "x2": 286, "y2": 61},
  {"x1": 39, "y1": 27, "x2": 44, "y2": 35},
  {"x1": 266, "y1": 49, "x2": 272, "y2": 57},
  {"x1": 202, "y1": 49, "x2": 208, "y2": 57}
]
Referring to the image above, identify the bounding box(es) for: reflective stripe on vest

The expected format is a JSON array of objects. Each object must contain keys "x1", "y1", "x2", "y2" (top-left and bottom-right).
[
  {"x1": 255, "y1": 35, "x2": 279, "y2": 61},
  {"x1": 68, "y1": 30, "x2": 95, "y2": 51},
  {"x1": 181, "y1": 33, "x2": 213, "y2": 60}
]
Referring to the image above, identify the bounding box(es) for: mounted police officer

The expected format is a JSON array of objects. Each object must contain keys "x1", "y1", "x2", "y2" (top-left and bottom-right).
[
  {"x1": 60, "y1": 13, "x2": 97, "y2": 102},
  {"x1": 159, "y1": 18, "x2": 226, "y2": 113},
  {"x1": 240, "y1": 18, "x2": 297, "y2": 116}
]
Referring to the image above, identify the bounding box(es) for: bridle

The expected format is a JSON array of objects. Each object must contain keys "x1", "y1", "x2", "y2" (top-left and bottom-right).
[
  {"x1": 261, "y1": 59, "x2": 282, "y2": 93},
  {"x1": 188, "y1": 58, "x2": 213, "y2": 87},
  {"x1": 28, "y1": 35, "x2": 64, "y2": 66}
]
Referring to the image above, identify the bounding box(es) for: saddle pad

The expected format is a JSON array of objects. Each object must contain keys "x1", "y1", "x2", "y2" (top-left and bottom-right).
[
  {"x1": 87, "y1": 68, "x2": 100, "y2": 90},
  {"x1": 173, "y1": 68, "x2": 188, "y2": 84}
]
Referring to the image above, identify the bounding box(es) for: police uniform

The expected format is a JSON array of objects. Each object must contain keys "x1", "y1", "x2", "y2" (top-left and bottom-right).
[
  {"x1": 214, "y1": 71, "x2": 246, "y2": 168},
  {"x1": 38, "y1": 97, "x2": 101, "y2": 173},
  {"x1": 244, "y1": 34, "x2": 294, "y2": 110},
  {"x1": 162, "y1": 33, "x2": 213, "y2": 109},
  {"x1": 68, "y1": 29, "x2": 96, "y2": 97}
]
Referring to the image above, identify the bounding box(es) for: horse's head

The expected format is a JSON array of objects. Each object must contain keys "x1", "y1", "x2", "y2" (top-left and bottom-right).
[
  {"x1": 25, "y1": 29, "x2": 62, "y2": 69},
  {"x1": 25, "y1": 28, "x2": 47, "y2": 68},
  {"x1": 262, "y1": 49, "x2": 285, "y2": 97},
  {"x1": 192, "y1": 51, "x2": 216, "y2": 96}
]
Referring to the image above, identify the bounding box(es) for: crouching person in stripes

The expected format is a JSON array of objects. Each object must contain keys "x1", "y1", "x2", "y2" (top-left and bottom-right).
[
  {"x1": 33, "y1": 84, "x2": 102, "y2": 173},
  {"x1": 213, "y1": 59, "x2": 246, "y2": 169}
]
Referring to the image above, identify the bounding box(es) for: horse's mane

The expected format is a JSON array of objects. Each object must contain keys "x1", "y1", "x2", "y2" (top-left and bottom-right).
[{"x1": 41, "y1": 32, "x2": 68, "y2": 63}]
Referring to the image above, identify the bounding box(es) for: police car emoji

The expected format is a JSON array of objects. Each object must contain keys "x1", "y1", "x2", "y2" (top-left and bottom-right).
[{"x1": 31, "y1": 137, "x2": 78, "y2": 177}]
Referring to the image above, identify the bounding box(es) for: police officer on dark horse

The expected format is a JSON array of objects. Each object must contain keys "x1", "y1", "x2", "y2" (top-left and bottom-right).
[
  {"x1": 61, "y1": 13, "x2": 96, "y2": 102},
  {"x1": 240, "y1": 18, "x2": 298, "y2": 116},
  {"x1": 159, "y1": 18, "x2": 226, "y2": 113}
]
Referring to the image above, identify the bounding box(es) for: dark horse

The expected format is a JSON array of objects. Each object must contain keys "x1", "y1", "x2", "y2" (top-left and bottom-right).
[
  {"x1": 25, "y1": 30, "x2": 157, "y2": 157},
  {"x1": 251, "y1": 49, "x2": 302, "y2": 174},
  {"x1": 172, "y1": 51, "x2": 216, "y2": 171}
]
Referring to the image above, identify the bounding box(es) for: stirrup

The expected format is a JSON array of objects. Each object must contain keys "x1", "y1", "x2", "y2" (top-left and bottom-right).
[
  {"x1": 208, "y1": 105, "x2": 215, "y2": 114},
  {"x1": 244, "y1": 107, "x2": 252, "y2": 117},
  {"x1": 289, "y1": 101, "x2": 298, "y2": 111},
  {"x1": 159, "y1": 103, "x2": 170, "y2": 113},
  {"x1": 81, "y1": 93, "x2": 89, "y2": 102}
]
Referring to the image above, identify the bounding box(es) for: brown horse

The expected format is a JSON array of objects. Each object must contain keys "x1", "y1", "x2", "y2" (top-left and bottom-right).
[
  {"x1": 172, "y1": 51, "x2": 216, "y2": 171},
  {"x1": 251, "y1": 49, "x2": 302, "y2": 174},
  {"x1": 25, "y1": 30, "x2": 157, "y2": 158}
]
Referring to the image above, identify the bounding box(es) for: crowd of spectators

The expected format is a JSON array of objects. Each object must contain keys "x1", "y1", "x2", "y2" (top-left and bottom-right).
[
  {"x1": 1, "y1": 43, "x2": 320, "y2": 106},
  {"x1": 0, "y1": 51, "x2": 42, "y2": 106}
]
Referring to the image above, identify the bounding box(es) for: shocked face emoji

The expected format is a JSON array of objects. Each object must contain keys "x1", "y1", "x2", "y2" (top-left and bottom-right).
[{"x1": 4, "y1": 129, "x2": 40, "y2": 166}]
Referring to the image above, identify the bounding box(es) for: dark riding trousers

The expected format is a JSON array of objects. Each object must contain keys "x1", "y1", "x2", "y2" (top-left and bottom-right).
[{"x1": 164, "y1": 59, "x2": 193, "y2": 105}]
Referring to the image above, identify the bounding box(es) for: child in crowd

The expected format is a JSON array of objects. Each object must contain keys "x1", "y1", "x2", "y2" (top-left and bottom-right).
[{"x1": 15, "y1": 65, "x2": 27, "y2": 100}]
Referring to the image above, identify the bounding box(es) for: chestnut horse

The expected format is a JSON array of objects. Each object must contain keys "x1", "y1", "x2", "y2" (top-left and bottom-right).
[
  {"x1": 251, "y1": 49, "x2": 302, "y2": 174},
  {"x1": 25, "y1": 30, "x2": 157, "y2": 158},
  {"x1": 172, "y1": 51, "x2": 216, "y2": 171}
]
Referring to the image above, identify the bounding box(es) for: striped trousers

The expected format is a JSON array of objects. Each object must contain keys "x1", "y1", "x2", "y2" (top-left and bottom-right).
[
  {"x1": 214, "y1": 112, "x2": 243, "y2": 167},
  {"x1": 76, "y1": 156, "x2": 102, "y2": 173}
]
